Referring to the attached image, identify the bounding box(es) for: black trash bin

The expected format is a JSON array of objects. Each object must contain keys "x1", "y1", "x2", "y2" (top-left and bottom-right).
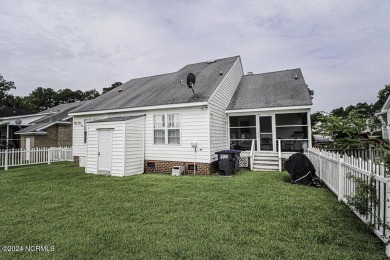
[{"x1": 215, "y1": 150, "x2": 241, "y2": 176}]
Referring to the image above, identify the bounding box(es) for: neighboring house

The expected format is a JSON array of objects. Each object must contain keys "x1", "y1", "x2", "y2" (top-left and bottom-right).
[
  {"x1": 15, "y1": 102, "x2": 87, "y2": 149},
  {"x1": 0, "y1": 107, "x2": 43, "y2": 148},
  {"x1": 376, "y1": 96, "x2": 390, "y2": 140},
  {"x1": 69, "y1": 56, "x2": 313, "y2": 176}
]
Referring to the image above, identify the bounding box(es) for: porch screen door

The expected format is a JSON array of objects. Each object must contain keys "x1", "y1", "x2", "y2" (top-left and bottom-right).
[{"x1": 258, "y1": 116, "x2": 273, "y2": 151}]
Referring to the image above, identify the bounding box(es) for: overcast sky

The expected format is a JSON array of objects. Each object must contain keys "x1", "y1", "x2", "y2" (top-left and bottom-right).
[{"x1": 1, "y1": 0, "x2": 389, "y2": 112}]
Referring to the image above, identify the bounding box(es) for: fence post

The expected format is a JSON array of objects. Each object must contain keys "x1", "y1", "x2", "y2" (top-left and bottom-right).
[
  {"x1": 338, "y1": 155, "x2": 344, "y2": 201},
  {"x1": 386, "y1": 181, "x2": 390, "y2": 257},
  {"x1": 319, "y1": 150, "x2": 322, "y2": 181},
  {"x1": 5, "y1": 149, "x2": 8, "y2": 171},
  {"x1": 48, "y1": 148, "x2": 51, "y2": 165}
]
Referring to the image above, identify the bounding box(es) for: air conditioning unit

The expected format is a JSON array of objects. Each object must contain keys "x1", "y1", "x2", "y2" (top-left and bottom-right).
[{"x1": 172, "y1": 166, "x2": 185, "y2": 176}]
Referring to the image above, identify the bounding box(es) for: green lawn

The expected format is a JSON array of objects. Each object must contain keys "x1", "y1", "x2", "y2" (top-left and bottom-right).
[{"x1": 0, "y1": 163, "x2": 386, "y2": 259}]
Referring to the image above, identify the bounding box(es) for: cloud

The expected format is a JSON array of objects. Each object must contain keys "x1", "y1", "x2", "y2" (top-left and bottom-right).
[{"x1": 0, "y1": 0, "x2": 389, "y2": 112}]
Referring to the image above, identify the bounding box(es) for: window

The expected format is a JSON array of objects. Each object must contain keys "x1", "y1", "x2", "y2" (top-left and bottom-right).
[
  {"x1": 275, "y1": 113, "x2": 308, "y2": 152},
  {"x1": 229, "y1": 116, "x2": 256, "y2": 151},
  {"x1": 167, "y1": 114, "x2": 180, "y2": 144},
  {"x1": 154, "y1": 113, "x2": 180, "y2": 144},
  {"x1": 154, "y1": 115, "x2": 165, "y2": 144},
  {"x1": 84, "y1": 119, "x2": 93, "y2": 143}
]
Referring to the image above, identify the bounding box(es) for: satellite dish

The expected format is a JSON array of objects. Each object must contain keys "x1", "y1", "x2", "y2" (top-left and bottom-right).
[
  {"x1": 15, "y1": 119, "x2": 22, "y2": 125},
  {"x1": 186, "y1": 73, "x2": 196, "y2": 88}
]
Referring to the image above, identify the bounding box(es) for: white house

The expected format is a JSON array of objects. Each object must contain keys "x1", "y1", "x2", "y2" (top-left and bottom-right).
[
  {"x1": 69, "y1": 56, "x2": 313, "y2": 176},
  {"x1": 376, "y1": 95, "x2": 390, "y2": 140}
]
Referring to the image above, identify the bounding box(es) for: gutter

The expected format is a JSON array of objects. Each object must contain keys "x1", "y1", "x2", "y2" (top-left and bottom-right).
[
  {"x1": 226, "y1": 105, "x2": 312, "y2": 114},
  {"x1": 69, "y1": 101, "x2": 208, "y2": 116}
]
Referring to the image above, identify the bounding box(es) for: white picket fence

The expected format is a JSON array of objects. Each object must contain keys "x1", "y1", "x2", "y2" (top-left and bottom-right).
[
  {"x1": 308, "y1": 148, "x2": 390, "y2": 256},
  {"x1": 322, "y1": 147, "x2": 383, "y2": 162},
  {"x1": 0, "y1": 147, "x2": 73, "y2": 170}
]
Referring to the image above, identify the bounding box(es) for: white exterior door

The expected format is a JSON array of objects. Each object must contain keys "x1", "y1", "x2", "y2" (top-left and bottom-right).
[
  {"x1": 98, "y1": 130, "x2": 113, "y2": 172},
  {"x1": 26, "y1": 137, "x2": 31, "y2": 161},
  {"x1": 257, "y1": 116, "x2": 274, "y2": 152}
]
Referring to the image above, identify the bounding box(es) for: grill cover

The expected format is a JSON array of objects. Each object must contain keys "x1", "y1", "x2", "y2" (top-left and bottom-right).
[{"x1": 285, "y1": 153, "x2": 318, "y2": 185}]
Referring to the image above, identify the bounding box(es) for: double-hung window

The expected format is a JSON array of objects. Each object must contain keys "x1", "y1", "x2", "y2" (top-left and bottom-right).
[
  {"x1": 154, "y1": 115, "x2": 165, "y2": 144},
  {"x1": 154, "y1": 113, "x2": 180, "y2": 144}
]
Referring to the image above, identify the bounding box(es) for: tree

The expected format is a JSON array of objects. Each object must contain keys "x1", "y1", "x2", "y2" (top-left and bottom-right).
[
  {"x1": 330, "y1": 107, "x2": 346, "y2": 117},
  {"x1": 313, "y1": 109, "x2": 375, "y2": 149},
  {"x1": 374, "y1": 84, "x2": 390, "y2": 111},
  {"x1": 311, "y1": 111, "x2": 326, "y2": 127},
  {"x1": 0, "y1": 74, "x2": 16, "y2": 107},
  {"x1": 102, "y1": 82, "x2": 122, "y2": 94},
  {"x1": 56, "y1": 88, "x2": 79, "y2": 104},
  {"x1": 26, "y1": 87, "x2": 58, "y2": 111},
  {"x1": 82, "y1": 89, "x2": 100, "y2": 100}
]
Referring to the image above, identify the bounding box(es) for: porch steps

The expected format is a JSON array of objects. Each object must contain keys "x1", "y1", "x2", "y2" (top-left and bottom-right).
[{"x1": 252, "y1": 153, "x2": 279, "y2": 171}]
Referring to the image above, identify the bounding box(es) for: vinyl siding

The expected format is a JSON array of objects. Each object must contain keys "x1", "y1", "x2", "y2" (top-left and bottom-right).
[
  {"x1": 144, "y1": 107, "x2": 209, "y2": 163},
  {"x1": 208, "y1": 57, "x2": 243, "y2": 161},
  {"x1": 85, "y1": 125, "x2": 98, "y2": 173},
  {"x1": 73, "y1": 105, "x2": 210, "y2": 164},
  {"x1": 85, "y1": 122, "x2": 125, "y2": 176},
  {"x1": 125, "y1": 117, "x2": 144, "y2": 175},
  {"x1": 110, "y1": 124, "x2": 125, "y2": 176}
]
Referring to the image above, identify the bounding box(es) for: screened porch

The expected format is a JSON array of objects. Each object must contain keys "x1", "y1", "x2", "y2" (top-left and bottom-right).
[{"x1": 228, "y1": 112, "x2": 311, "y2": 153}]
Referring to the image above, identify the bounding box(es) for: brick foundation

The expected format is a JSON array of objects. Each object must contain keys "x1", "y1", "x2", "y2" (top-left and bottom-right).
[{"x1": 145, "y1": 160, "x2": 218, "y2": 175}]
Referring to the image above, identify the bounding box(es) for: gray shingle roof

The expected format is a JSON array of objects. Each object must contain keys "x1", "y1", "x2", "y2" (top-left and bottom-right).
[
  {"x1": 16, "y1": 101, "x2": 87, "y2": 134},
  {"x1": 89, "y1": 115, "x2": 145, "y2": 123},
  {"x1": 38, "y1": 101, "x2": 88, "y2": 115},
  {"x1": 71, "y1": 56, "x2": 240, "y2": 113},
  {"x1": 227, "y1": 69, "x2": 313, "y2": 110}
]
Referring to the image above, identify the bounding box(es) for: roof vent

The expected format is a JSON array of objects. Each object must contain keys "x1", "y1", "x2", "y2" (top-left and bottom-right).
[
  {"x1": 295, "y1": 74, "x2": 298, "y2": 80},
  {"x1": 247, "y1": 72, "x2": 254, "y2": 75},
  {"x1": 207, "y1": 59, "x2": 216, "y2": 64},
  {"x1": 118, "y1": 88, "x2": 122, "y2": 92},
  {"x1": 219, "y1": 71, "x2": 223, "y2": 76}
]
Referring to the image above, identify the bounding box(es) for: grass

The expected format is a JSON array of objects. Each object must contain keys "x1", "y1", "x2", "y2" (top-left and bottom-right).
[{"x1": 0, "y1": 163, "x2": 387, "y2": 259}]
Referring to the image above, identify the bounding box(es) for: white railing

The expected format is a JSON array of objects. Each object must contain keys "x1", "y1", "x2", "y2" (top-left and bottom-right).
[
  {"x1": 250, "y1": 140, "x2": 255, "y2": 170},
  {"x1": 308, "y1": 147, "x2": 390, "y2": 256},
  {"x1": 0, "y1": 147, "x2": 73, "y2": 170}
]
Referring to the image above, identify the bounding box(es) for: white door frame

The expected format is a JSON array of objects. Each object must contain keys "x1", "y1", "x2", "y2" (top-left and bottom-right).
[
  {"x1": 257, "y1": 114, "x2": 276, "y2": 153},
  {"x1": 97, "y1": 129, "x2": 113, "y2": 173}
]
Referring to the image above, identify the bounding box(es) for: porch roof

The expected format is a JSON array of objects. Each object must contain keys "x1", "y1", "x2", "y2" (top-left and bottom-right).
[{"x1": 227, "y1": 68, "x2": 313, "y2": 111}]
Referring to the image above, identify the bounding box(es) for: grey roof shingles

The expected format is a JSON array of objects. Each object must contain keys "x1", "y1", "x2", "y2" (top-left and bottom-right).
[
  {"x1": 15, "y1": 101, "x2": 87, "y2": 134},
  {"x1": 227, "y1": 68, "x2": 313, "y2": 110},
  {"x1": 71, "y1": 56, "x2": 240, "y2": 113}
]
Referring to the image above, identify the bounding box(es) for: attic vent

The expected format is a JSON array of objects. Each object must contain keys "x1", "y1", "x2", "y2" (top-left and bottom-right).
[
  {"x1": 247, "y1": 72, "x2": 254, "y2": 75},
  {"x1": 207, "y1": 59, "x2": 216, "y2": 64}
]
